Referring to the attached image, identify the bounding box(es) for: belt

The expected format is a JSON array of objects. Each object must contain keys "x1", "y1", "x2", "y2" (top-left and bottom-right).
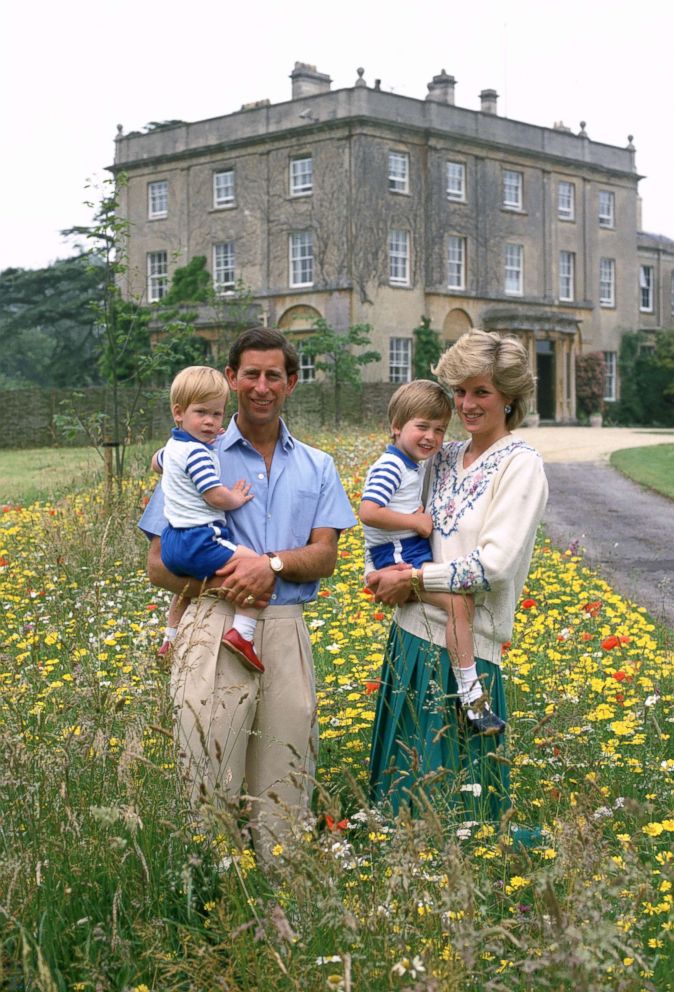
[{"x1": 201, "y1": 595, "x2": 305, "y2": 619}]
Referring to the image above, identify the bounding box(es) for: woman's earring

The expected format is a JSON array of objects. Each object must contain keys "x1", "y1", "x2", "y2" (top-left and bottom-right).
[{"x1": 504, "y1": 404, "x2": 512, "y2": 415}]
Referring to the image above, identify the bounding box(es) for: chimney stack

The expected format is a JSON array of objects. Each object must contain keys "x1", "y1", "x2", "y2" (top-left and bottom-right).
[
  {"x1": 290, "y1": 63, "x2": 332, "y2": 100},
  {"x1": 480, "y1": 89, "x2": 498, "y2": 114},
  {"x1": 426, "y1": 69, "x2": 456, "y2": 105}
]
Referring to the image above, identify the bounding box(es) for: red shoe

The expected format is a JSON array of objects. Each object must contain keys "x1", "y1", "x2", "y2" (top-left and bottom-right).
[
  {"x1": 222, "y1": 628, "x2": 265, "y2": 674},
  {"x1": 158, "y1": 640, "x2": 173, "y2": 658}
]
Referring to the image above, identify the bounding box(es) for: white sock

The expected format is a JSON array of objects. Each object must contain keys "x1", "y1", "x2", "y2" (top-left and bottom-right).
[
  {"x1": 453, "y1": 663, "x2": 484, "y2": 707},
  {"x1": 164, "y1": 626, "x2": 178, "y2": 643},
  {"x1": 231, "y1": 614, "x2": 257, "y2": 641}
]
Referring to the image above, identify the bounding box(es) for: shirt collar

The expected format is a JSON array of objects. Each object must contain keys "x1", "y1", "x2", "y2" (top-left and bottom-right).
[
  {"x1": 171, "y1": 427, "x2": 213, "y2": 446},
  {"x1": 219, "y1": 414, "x2": 295, "y2": 453},
  {"x1": 386, "y1": 443, "x2": 419, "y2": 471}
]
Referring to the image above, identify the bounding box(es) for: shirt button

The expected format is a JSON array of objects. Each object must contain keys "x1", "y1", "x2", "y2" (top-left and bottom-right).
[
  {"x1": 257, "y1": 473, "x2": 265, "y2": 480},
  {"x1": 271, "y1": 593, "x2": 277, "y2": 601},
  {"x1": 267, "y1": 513, "x2": 272, "y2": 519}
]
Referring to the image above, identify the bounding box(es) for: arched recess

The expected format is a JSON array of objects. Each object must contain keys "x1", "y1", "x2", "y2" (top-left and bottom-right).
[
  {"x1": 277, "y1": 305, "x2": 323, "y2": 382},
  {"x1": 442, "y1": 308, "x2": 472, "y2": 343}
]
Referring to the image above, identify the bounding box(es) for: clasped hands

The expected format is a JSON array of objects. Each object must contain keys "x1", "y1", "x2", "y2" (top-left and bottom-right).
[{"x1": 366, "y1": 562, "x2": 416, "y2": 606}]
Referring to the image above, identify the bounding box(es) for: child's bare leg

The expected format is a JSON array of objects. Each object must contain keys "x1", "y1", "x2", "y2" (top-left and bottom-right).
[
  {"x1": 221, "y1": 546, "x2": 265, "y2": 673},
  {"x1": 159, "y1": 592, "x2": 191, "y2": 656},
  {"x1": 420, "y1": 590, "x2": 474, "y2": 669}
]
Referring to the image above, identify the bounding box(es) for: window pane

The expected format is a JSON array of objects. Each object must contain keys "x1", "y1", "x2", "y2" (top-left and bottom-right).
[
  {"x1": 214, "y1": 170, "x2": 235, "y2": 207},
  {"x1": 388, "y1": 152, "x2": 409, "y2": 193},
  {"x1": 447, "y1": 236, "x2": 465, "y2": 289},
  {"x1": 639, "y1": 265, "x2": 653, "y2": 311},
  {"x1": 291, "y1": 157, "x2": 313, "y2": 195},
  {"x1": 599, "y1": 190, "x2": 615, "y2": 227},
  {"x1": 558, "y1": 181, "x2": 574, "y2": 220},
  {"x1": 148, "y1": 181, "x2": 168, "y2": 218},
  {"x1": 290, "y1": 232, "x2": 314, "y2": 286},
  {"x1": 599, "y1": 257, "x2": 615, "y2": 306},
  {"x1": 388, "y1": 229, "x2": 409, "y2": 284},
  {"x1": 503, "y1": 170, "x2": 522, "y2": 209},
  {"x1": 447, "y1": 161, "x2": 465, "y2": 200},
  {"x1": 504, "y1": 243, "x2": 523, "y2": 295},
  {"x1": 603, "y1": 351, "x2": 617, "y2": 401},
  {"x1": 213, "y1": 242, "x2": 235, "y2": 292},
  {"x1": 147, "y1": 251, "x2": 168, "y2": 302},
  {"x1": 389, "y1": 337, "x2": 411, "y2": 383},
  {"x1": 559, "y1": 251, "x2": 574, "y2": 301}
]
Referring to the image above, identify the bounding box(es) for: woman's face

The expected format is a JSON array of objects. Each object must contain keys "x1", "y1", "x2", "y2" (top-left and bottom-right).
[{"x1": 452, "y1": 375, "x2": 512, "y2": 445}]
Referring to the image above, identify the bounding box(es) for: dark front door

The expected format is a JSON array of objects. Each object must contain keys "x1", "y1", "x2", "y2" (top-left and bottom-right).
[{"x1": 536, "y1": 341, "x2": 555, "y2": 420}]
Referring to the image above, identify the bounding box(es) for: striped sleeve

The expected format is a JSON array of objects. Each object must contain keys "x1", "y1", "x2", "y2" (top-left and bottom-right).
[
  {"x1": 185, "y1": 447, "x2": 221, "y2": 493},
  {"x1": 362, "y1": 455, "x2": 403, "y2": 507}
]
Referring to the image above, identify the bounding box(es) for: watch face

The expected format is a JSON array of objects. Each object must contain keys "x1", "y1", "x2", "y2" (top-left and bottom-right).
[{"x1": 269, "y1": 555, "x2": 283, "y2": 573}]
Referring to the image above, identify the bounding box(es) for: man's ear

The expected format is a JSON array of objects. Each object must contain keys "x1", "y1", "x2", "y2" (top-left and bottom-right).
[
  {"x1": 225, "y1": 366, "x2": 237, "y2": 390},
  {"x1": 285, "y1": 373, "x2": 299, "y2": 396}
]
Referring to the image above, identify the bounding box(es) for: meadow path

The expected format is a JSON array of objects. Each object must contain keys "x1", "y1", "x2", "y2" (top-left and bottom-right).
[{"x1": 512, "y1": 426, "x2": 674, "y2": 631}]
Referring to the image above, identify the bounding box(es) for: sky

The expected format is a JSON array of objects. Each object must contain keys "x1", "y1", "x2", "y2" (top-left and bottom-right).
[{"x1": 2, "y1": 0, "x2": 673, "y2": 272}]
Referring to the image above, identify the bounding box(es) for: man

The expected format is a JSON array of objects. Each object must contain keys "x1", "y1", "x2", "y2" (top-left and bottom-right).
[{"x1": 139, "y1": 328, "x2": 356, "y2": 861}]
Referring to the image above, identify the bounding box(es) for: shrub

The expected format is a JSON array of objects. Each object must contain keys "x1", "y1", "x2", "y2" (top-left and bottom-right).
[{"x1": 575, "y1": 352, "x2": 606, "y2": 418}]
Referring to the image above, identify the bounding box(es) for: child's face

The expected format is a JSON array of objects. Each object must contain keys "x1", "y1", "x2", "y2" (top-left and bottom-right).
[
  {"x1": 173, "y1": 397, "x2": 227, "y2": 444},
  {"x1": 392, "y1": 416, "x2": 448, "y2": 463}
]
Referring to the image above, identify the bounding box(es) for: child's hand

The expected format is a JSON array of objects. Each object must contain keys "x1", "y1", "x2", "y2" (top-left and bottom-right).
[
  {"x1": 410, "y1": 507, "x2": 433, "y2": 538},
  {"x1": 228, "y1": 479, "x2": 254, "y2": 508}
]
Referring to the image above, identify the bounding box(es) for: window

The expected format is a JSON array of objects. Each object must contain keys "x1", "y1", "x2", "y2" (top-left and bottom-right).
[
  {"x1": 147, "y1": 251, "x2": 168, "y2": 302},
  {"x1": 388, "y1": 229, "x2": 410, "y2": 285},
  {"x1": 503, "y1": 169, "x2": 523, "y2": 210},
  {"x1": 559, "y1": 251, "x2": 575, "y2": 301},
  {"x1": 598, "y1": 190, "x2": 615, "y2": 228},
  {"x1": 213, "y1": 169, "x2": 235, "y2": 208},
  {"x1": 388, "y1": 151, "x2": 409, "y2": 194},
  {"x1": 639, "y1": 265, "x2": 654, "y2": 312},
  {"x1": 504, "y1": 243, "x2": 523, "y2": 295},
  {"x1": 447, "y1": 236, "x2": 466, "y2": 289},
  {"x1": 599, "y1": 257, "x2": 615, "y2": 306},
  {"x1": 603, "y1": 351, "x2": 617, "y2": 402},
  {"x1": 298, "y1": 343, "x2": 316, "y2": 383},
  {"x1": 447, "y1": 161, "x2": 466, "y2": 201},
  {"x1": 389, "y1": 337, "x2": 412, "y2": 383},
  {"x1": 148, "y1": 180, "x2": 168, "y2": 219},
  {"x1": 289, "y1": 232, "x2": 314, "y2": 287},
  {"x1": 558, "y1": 180, "x2": 575, "y2": 220},
  {"x1": 213, "y1": 242, "x2": 235, "y2": 293},
  {"x1": 290, "y1": 156, "x2": 313, "y2": 196}
]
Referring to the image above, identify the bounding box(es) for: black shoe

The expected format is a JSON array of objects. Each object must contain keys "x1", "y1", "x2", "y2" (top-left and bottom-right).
[{"x1": 463, "y1": 705, "x2": 506, "y2": 736}]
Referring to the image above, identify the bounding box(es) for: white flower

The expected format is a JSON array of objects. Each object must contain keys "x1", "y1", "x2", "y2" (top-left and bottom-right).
[
  {"x1": 644, "y1": 694, "x2": 659, "y2": 707},
  {"x1": 460, "y1": 782, "x2": 482, "y2": 797},
  {"x1": 391, "y1": 955, "x2": 425, "y2": 979},
  {"x1": 315, "y1": 956, "x2": 342, "y2": 965}
]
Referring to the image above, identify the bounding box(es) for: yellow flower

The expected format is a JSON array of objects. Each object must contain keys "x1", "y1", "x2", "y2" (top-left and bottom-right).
[{"x1": 642, "y1": 822, "x2": 664, "y2": 837}]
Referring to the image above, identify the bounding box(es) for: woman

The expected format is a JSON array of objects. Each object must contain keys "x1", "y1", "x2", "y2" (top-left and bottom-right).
[{"x1": 367, "y1": 329, "x2": 548, "y2": 822}]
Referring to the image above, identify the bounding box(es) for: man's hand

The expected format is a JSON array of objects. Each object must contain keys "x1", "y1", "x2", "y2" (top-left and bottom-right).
[
  {"x1": 367, "y1": 563, "x2": 414, "y2": 606},
  {"x1": 410, "y1": 506, "x2": 433, "y2": 538},
  {"x1": 216, "y1": 555, "x2": 274, "y2": 608}
]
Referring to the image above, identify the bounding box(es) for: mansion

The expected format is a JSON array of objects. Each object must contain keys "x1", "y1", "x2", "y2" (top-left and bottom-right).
[{"x1": 112, "y1": 63, "x2": 674, "y2": 421}]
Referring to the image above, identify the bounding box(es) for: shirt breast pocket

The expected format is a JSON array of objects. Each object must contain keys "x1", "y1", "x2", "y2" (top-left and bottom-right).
[{"x1": 291, "y1": 489, "x2": 319, "y2": 543}]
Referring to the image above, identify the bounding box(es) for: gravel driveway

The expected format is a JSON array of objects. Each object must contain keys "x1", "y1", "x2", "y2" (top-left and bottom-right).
[{"x1": 512, "y1": 426, "x2": 674, "y2": 631}]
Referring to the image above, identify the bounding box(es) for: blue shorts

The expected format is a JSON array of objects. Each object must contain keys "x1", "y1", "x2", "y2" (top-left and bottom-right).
[
  {"x1": 368, "y1": 534, "x2": 433, "y2": 570},
  {"x1": 161, "y1": 521, "x2": 238, "y2": 579}
]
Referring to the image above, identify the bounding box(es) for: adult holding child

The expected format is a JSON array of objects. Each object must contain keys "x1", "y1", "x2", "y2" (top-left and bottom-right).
[
  {"x1": 367, "y1": 329, "x2": 548, "y2": 822},
  {"x1": 139, "y1": 328, "x2": 356, "y2": 862}
]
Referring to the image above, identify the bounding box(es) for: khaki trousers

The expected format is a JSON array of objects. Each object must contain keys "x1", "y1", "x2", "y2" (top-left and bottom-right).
[{"x1": 170, "y1": 596, "x2": 318, "y2": 862}]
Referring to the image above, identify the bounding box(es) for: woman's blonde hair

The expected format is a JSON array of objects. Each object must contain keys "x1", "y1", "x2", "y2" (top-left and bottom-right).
[
  {"x1": 433, "y1": 329, "x2": 534, "y2": 430},
  {"x1": 170, "y1": 366, "x2": 229, "y2": 411}
]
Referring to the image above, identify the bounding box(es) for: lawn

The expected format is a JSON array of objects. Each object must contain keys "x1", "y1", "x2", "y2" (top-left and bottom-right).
[
  {"x1": 1, "y1": 427, "x2": 672, "y2": 991},
  {"x1": 610, "y1": 443, "x2": 674, "y2": 501}
]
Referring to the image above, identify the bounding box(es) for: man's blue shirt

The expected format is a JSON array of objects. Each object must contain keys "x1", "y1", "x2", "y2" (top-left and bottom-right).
[{"x1": 139, "y1": 416, "x2": 356, "y2": 605}]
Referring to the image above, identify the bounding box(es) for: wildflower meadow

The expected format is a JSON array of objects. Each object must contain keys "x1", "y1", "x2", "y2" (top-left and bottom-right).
[{"x1": 0, "y1": 428, "x2": 672, "y2": 991}]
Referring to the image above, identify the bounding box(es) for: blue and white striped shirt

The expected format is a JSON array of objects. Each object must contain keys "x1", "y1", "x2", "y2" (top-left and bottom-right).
[{"x1": 158, "y1": 428, "x2": 224, "y2": 528}]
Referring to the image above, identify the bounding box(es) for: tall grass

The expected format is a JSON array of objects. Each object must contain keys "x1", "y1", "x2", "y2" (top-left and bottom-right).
[{"x1": 0, "y1": 429, "x2": 672, "y2": 991}]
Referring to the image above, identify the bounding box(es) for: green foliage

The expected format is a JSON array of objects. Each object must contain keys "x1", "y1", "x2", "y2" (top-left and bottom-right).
[
  {"x1": 613, "y1": 330, "x2": 674, "y2": 426},
  {"x1": 298, "y1": 318, "x2": 380, "y2": 424},
  {"x1": 161, "y1": 255, "x2": 211, "y2": 306},
  {"x1": 0, "y1": 255, "x2": 104, "y2": 388},
  {"x1": 575, "y1": 351, "x2": 606, "y2": 418},
  {"x1": 412, "y1": 315, "x2": 442, "y2": 380}
]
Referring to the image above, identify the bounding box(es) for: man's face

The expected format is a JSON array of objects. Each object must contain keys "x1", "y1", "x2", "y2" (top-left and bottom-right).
[{"x1": 225, "y1": 348, "x2": 297, "y2": 430}]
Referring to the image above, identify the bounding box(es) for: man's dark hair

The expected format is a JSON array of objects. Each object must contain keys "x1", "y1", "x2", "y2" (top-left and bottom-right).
[{"x1": 227, "y1": 327, "x2": 299, "y2": 377}]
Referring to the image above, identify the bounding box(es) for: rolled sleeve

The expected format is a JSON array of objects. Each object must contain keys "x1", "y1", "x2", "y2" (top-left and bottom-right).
[{"x1": 138, "y1": 484, "x2": 167, "y2": 540}]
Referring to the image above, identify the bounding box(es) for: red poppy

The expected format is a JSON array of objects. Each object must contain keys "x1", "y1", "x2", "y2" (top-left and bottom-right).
[
  {"x1": 318, "y1": 589, "x2": 331, "y2": 598},
  {"x1": 581, "y1": 632, "x2": 593, "y2": 641},
  {"x1": 325, "y1": 814, "x2": 348, "y2": 832},
  {"x1": 521, "y1": 598, "x2": 537, "y2": 609},
  {"x1": 583, "y1": 600, "x2": 603, "y2": 617},
  {"x1": 612, "y1": 670, "x2": 627, "y2": 681},
  {"x1": 146, "y1": 603, "x2": 158, "y2": 612},
  {"x1": 365, "y1": 679, "x2": 381, "y2": 694},
  {"x1": 373, "y1": 611, "x2": 386, "y2": 621},
  {"x1": 339, "y1": 551, "x2": 350, "y2": 558},
  {"x1": 620, "y1": 635, "x2": 630, "y2": 645},
  {"x1": 362, "y1": 587, "x2": 374, "y2": 597},
  {"x1": 501, "y1": 641, "x2": 511, "y2": 654},
  {"x1": 601, "y1": 635, "x2": 620, "y2": 650},
  {"x1": 615, "y1": 693, "x2": 625, "y2": 704},
  {"x1": 0, "y1": 557, "x2": 8, "y2": 567}
]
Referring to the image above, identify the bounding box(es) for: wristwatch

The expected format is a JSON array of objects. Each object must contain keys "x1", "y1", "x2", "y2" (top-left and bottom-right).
[{"x1": 266, "y1": 552, "x2": 284, "y2": 574}]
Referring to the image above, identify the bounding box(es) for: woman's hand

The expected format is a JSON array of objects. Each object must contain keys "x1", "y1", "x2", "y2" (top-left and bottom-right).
[{"x1": 367, "y1": 563, "x2": 414, "y2": 606}]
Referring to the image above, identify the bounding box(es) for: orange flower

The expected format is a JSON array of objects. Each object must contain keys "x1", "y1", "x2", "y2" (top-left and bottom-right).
[
  {"x1": 325, "y1": 814, "x2": 348, "y2": 832},
  {"x1": 521, "y1": 598, "x2": 536, "y2": 609},
  {"x1": 601, "y1": 635, "x2": 620, "y2": 650},
  {"x1": 373, "y1": 611, "x2": 386, "y2": 621},
  {"x1": 365, "y1": 679, "x2": 381, "y2": 694},
  {"x1": 501, "y1": 641, "x2": 511, "y2": 654},
  {"x1": 583, "y1": 600, "x2": 603, "y2": 617},
  {"x1": 612, "y1": 670, "x2": 627, "y2": 681}
]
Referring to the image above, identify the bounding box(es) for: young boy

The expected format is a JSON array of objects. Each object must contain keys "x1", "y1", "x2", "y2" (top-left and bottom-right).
[
  {"x1": 360, "y1": 380, "x2": 504, "y2": 733},
  {"x1": 153, "y1": 365, "x2": 264, "y2": 674}
]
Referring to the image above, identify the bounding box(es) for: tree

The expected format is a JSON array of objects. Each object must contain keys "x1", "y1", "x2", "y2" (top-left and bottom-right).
[
  {"x1": 575, "y1": 352, "x2": 606, "y2": 419},
  {"x1": 298, "y1": 318, "x2": 380, "y2": 425},
  {"x1": 413, "y1": 316, "x2": 443, "y2": 380}
]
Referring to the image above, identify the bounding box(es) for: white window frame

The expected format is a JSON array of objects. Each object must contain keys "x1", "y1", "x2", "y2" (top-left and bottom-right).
[
  {"x1": 147, "y1": 251, "x2": 168, "y2": 302},
  {"x1": 213, "y1": 169, "x2": 235, "y2": 208},
  {"x1": 603, "y1": 351, "x2": 617, "y2": 402},
  {"x1": 148, "y1": 180, "x2": 168, "y2": 219},
  {"x1": 388, "y1": 151, "x2": 409, "y2": 194},
  {"x1": 289, "y1": 231, "x2": 314, "y2": 287},
  {"x1": 599, "y1": 257, "x2": 616, "y2": 307},
  {"x1": 298, "y1": 342, "x2": 316, "y2": 383},
  {"x1": 503, "y1": 169, "x2": 523, "y2": 210},
  {"x1": 213, "y1": 242, "x2": 235, "y2": 294},
  {"x1": 389, "y1": 337, "x2": 412, "y2": 383},
  {"x1": 447, "y1": 236, "x2": 466, "y2": 290},
  {"x1": 388, "y1": 229, "x2": 410, "y2": 285},
  {"x1": 290, "y1": 156, "x2": 313, "y2": 197},
  {"x1": 504, "y1": 243, "x2": 523, "y2": 296},
  {"x1": 558, "y1": 180, "x2": 575, "y2": 220},
  {"x1": 559, "y1": 251, "x2": 575, "y2": 301},
  {"x1": 598, "y1": 190, "x2": 615, "y2": 228},
  {"x1": 446, "y1": 161, "x2": 466, "y2": 201},
  {"x1": 639, "y1": 265, "x2": 654, "y2": 312}
]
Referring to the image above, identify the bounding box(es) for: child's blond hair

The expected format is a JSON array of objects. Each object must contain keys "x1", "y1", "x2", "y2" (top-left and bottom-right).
[
  {"x1": 387, "y1": 379, "x2": 452, "y2": 435},
  {"x1": 170, "y1": 366, "x2": 229, "y2": 410}
]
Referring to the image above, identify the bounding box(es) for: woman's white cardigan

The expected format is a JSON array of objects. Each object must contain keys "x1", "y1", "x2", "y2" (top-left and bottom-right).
[{"x1": 395, "y1": 435, "x2": 549, "y2": 666}]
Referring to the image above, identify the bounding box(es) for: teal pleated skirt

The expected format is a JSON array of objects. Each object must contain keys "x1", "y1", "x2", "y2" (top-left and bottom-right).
[{"x1": 369, "y1": 623, "x2": 510, "y2": 822}]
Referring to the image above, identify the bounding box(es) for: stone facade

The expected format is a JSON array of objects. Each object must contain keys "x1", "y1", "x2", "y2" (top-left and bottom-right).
[{"x1": 112, "y1": 63, "x2": 673, "y2": 422}]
